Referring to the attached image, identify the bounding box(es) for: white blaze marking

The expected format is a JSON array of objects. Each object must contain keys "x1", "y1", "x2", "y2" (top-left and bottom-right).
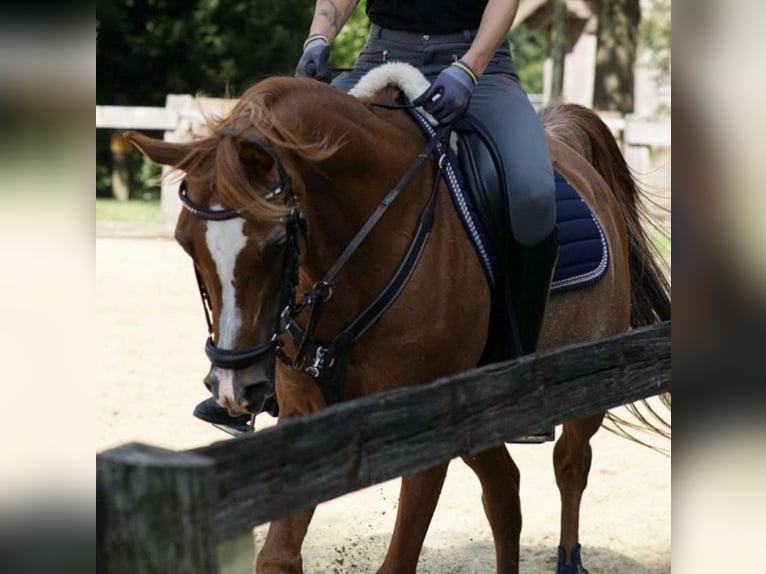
[
  {"x1": 206, "y1": 212, "x2": 247, "y2": 407},
  {"x1": 217, "y1": 368, "x2": 237, "y2": 409},
  {"x1": 205, "y1": 211, "x2": 247, "y2": 348}
]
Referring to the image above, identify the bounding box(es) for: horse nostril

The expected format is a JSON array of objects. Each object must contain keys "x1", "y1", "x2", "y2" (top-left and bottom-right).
[
  {"x1": 203, "y1": 370, "x2": 218, "y2": 396},
  {"x1": 244, "y1": 380, "x2": 275, "y2": 413}
]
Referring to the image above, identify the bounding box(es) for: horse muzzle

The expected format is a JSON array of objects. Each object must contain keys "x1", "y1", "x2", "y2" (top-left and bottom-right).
[
  {"x1": 204, "y1": 337, "x2": 277, "y2": 415},
  {"x1": 204, "y1": 365, "x2": 275, "y2": 415}
]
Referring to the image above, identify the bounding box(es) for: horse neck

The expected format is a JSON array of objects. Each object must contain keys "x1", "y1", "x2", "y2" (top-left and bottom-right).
[{"x1": 289, "y1": 95, "x2": 433, "y2": 322}]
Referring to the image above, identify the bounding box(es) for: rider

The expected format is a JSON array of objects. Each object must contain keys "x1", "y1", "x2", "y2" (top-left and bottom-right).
[{"x1": 194, "y1": 0, "x2": 558, "y2": 434}]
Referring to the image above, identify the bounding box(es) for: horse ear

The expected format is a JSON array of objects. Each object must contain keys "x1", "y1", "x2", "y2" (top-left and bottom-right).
[{"x1": 124, "y1": 131, "x2": 190, "y2": 167}]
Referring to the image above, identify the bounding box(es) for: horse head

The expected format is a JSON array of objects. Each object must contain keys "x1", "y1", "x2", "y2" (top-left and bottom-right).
[
  {"x1": 125, "y1": 77, "x2": 420, "y2": 418},
  {"x1": 124, "y1": 109, "x2": 304, "y2": 416}
]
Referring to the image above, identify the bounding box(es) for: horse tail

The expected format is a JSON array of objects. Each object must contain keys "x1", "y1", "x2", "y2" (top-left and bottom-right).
[{"x1": 539, "y1": 103, "x2": 671, "y2": 449}]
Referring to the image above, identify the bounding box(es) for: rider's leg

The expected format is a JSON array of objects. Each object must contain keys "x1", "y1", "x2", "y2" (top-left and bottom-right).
[
  {"x1": 467, "y1": 62, "x2": 558, "y2": 355},
  {"x1": 467, "y1": 55, "x2": 558, "y2": 444}
]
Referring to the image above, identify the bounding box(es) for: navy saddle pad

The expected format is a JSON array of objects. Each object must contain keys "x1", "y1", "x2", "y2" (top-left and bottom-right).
[{"x1": 408, "y1": 110, "x2": 608, "y2": 294}]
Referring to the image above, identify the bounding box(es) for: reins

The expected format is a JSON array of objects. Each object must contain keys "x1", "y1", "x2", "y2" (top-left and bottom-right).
[
  {"x1": 369, "y1": 101, "x2": 421, "y2": 111},
  {"x1": 278, "y1": 122, "x2": 452, "y2": 398}
]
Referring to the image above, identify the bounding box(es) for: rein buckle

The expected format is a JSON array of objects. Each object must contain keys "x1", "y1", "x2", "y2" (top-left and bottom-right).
[
  {"x1": 313, "y1": 280, "x2": 333, "y2": 302},
  {"x1": 305, "y1": 346, "x2": 334, "y2": 379}
]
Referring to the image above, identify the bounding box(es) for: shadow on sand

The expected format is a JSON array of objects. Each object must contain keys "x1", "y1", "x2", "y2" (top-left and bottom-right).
[{"x1": 218, "y1": 532, "x2": 669, "y2": 573}]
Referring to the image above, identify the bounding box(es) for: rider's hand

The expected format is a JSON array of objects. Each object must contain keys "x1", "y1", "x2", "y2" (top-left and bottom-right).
[
  {"x1": 295, "y1": 35, "x2": 332, "y2": 83},
  {"x1": 413, "y1": 61, "x2": 479, "y2": 124}
]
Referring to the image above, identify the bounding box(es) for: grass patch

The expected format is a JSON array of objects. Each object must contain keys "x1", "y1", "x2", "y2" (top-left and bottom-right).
[
  {"x1": 652, "y1": 229, "x2": 671, "y2": 258},
  {"x1": 96, "y1": 198, "x2": 162, "y2": 223}
]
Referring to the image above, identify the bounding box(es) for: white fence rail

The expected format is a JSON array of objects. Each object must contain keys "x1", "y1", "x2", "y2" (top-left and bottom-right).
[
  {"x1": 97, "y1": 95, "x2": 670, "y2": 223},
  {"x1": 96, "y1": 106, "x2": 178, "y2": 131},
  {"x1": 97, "y1": 95, "x2": 234, "y2": 221}
]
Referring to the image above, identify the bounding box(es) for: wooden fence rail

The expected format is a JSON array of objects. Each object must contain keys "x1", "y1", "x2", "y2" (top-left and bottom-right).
[
  {"x1": 96, "y1": 99, "x2": 669, "y2": 223},
  {"x1": 97, "y1": 321, "x2": 670, "y2": 574}
]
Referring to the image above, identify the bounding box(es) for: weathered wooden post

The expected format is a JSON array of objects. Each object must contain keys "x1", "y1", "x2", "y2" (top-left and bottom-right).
[
  {"x1": 550, "y1": 0, "x2": 568, "y2": 101},
  {"x1": 97, "y1": 443, "x2": 220, "y2": 574},
  {"x1": 109, "y1": 131, "x2": 131, "y2": 201}
]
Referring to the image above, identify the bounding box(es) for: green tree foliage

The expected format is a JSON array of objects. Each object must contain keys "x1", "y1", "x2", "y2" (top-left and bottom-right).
[
  {"x1": 509, "y1": 24, "x2": 547, "y2": 95},
  {"x1": 97, "y1": 0, "x2": 314, "y2": 197},
  {"x1": 594, "y1": 0, "x2": 641, "y2": 113},
  {"x1": 640, "y1": 0, "x2": 671, "y2": 86},
  {"x1": 97, "y1": 0, "x2": 315, "y2": 106},
  {"x1": 329, "y1": 0, "x2": 370, "y2": 69}
]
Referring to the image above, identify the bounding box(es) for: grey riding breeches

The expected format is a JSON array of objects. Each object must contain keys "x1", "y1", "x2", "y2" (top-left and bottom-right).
[{"x1": 332, "y1": 23, "x2": 556, "y2": 247}]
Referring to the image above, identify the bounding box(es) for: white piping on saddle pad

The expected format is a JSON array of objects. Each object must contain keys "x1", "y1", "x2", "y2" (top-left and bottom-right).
[{"x1": 349, "y1": 62, "x2": 459, "y2": 153}]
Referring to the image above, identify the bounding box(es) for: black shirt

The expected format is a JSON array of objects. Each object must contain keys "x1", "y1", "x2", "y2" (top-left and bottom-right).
[{"x1": 366, "y1": 0, "x2": 488, "y2": 35}]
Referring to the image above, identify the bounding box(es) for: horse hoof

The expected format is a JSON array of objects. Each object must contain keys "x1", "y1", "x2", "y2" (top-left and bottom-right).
[{"x1": 556, "y1": 544, "x2": 588, "y2": 574}]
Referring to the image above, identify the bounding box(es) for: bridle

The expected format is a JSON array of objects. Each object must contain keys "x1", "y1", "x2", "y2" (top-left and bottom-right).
[
  {"x1": 181, "y1": 123, "x2": 452, "y2": 406},
  {"x1": 179, "y1": 132, "x2": 305, "y2": 372}
]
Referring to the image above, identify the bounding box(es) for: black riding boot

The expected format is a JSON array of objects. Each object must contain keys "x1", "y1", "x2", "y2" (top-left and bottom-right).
[
  {"x1": 506, "y1": 227, "x2": 559, "y2": 443},
  {"x1": 193, "y1": 398, "x2": 252, "y2": 435},
  {"x1": 508, "y1": 227, "x2": 559, "y2": 356},
  {"x1": 193, "y1": 395, "x2": 279, "y2": 436}
]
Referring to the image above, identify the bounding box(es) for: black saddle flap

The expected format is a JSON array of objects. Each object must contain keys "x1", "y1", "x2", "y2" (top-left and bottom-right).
[{"x1": 455, "y1": 114, "x2": 510, "y2": 261}]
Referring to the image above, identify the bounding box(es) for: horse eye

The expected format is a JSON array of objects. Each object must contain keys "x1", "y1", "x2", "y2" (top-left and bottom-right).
[{"x1": 261, "y1": 236, "x2": 286, "y2": 267}]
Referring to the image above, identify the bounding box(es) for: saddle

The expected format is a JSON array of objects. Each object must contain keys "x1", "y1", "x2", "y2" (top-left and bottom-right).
[
  {"x1": 350, "y1": 63, "x2": 608, "y2": 306},
  {"x1": 454, "y1": 113, "x2": 512, "y2": 270},
  {"x1": 406, "y1": 108, "x2": 610, "y2": 365},
  {"x1": 350, "y1": 64, "x2": 608, "y2": 442}
]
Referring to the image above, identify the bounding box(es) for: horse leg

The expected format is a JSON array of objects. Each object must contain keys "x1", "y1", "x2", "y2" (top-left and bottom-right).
[
  {"x1": 553, "y1": 413, "x2": 605, "y2": 573},
  {"x1": 462, "y1": 446, "x2": 522, "y2": 573},
  {"x1": 378, "y1": 462, "x2": 450, "y2": 574},
  {"x1": 254, "y1": 508, "x2": 315, "y2": 574}
]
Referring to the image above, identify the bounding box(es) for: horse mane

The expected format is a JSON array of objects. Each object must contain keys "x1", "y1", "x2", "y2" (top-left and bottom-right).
[
  {"x1": 173, "y1": 77, "x2": 345, "y2": 222},
  {"x1": 539, "y1": 102, "x2": 672, "y2": 450}
]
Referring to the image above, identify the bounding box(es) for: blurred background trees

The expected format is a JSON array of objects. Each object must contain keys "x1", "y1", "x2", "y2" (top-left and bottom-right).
[
  {"x1": 97, "y1": 0, "x2": 315, "y2": 198},
  {"x1": 593, "y1": 0, "x2": 641, "y2": 113},
  {"x1": 96, "y1": 0, "x2": 669, "y2": 200},
  {"x1": 640, "y1": 0, "x2": 671, "y2": 88},
  {"x1": 97, "y1": 0, "x2": 314, "y2": 107}
]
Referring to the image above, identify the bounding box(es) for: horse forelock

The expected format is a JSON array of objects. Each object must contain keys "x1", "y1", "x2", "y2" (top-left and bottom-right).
[
  {"x1": 225, "y1": 77, "x2": 344, "y2": 161},
  {"x1": 178, "y1": 77, "x2": 349, "y2": 222}
]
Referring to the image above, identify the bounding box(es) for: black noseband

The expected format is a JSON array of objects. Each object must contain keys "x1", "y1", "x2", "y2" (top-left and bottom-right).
[{"x1": 205, "y1": 336, "x2": 276, "y2": 371}]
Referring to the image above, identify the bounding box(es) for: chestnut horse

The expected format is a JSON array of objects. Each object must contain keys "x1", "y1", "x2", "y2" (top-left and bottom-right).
[{"x1": 127, "y1": 76, "x2": 669, "y2": 573}]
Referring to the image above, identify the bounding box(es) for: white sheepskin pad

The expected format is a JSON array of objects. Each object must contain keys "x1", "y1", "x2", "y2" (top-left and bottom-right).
[
  {"x1": 349, "y1": 62, "x2": 462, "y2": 152},
  {"x1": 348, "y1": 62, "x2": 430, "y2": 101}
]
